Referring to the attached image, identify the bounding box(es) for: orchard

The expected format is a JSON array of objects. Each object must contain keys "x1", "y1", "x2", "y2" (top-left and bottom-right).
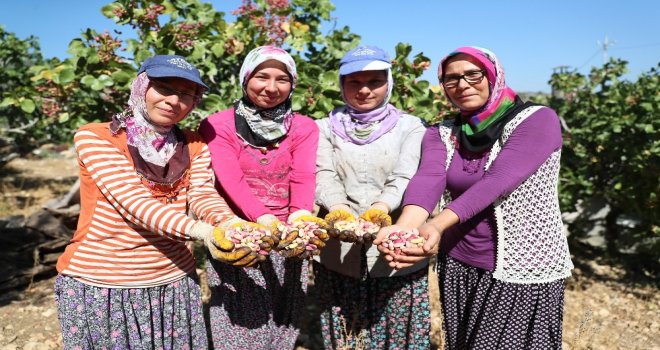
[{"x1": 0, "y1": 0, "x2": 658, "y2": 271}]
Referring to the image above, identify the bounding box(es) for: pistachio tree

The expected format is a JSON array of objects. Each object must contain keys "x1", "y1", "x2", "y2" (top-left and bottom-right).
[
  {"x1": 547, "y1": 59, "x2": 659, "y2": 266},
  {"x1": 25, "y1": 0, "x2": 440, "y2": 137}
]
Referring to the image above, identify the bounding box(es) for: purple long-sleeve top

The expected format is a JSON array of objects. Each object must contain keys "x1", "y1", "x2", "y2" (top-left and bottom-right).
[{"x1": 402, "y1": 108, "x2": 562, "y2": 270}]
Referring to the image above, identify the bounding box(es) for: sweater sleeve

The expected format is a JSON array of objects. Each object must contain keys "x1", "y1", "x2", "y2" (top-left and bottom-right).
[
  {"x1": 74, "y1": 128, "x2": 198, "y2": 241},
  {"x1": 315, "y1": 119, "x2": 349, "y2": 210},
  {"x1": 287, "y1": 116, "x2": 319, "y2": 213},
  {"x1": 401, "y1": 126, "x2": 448, "y2": 214},
  {"x1": 185, "y1": 136, "x2": 242, "y2": 226},
  {"x1": 445, "y1": 108, "x2": 563, "y2": 222},
  {"x1": 376, "y1": 117, "x2": 426, "y2": 210},
  {"x1": 198, "y1": 114, "x2": 270, "y2": 221}
]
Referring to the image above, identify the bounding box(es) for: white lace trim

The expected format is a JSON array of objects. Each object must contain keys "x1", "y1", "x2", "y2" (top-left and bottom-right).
[{"x1": 437, "y1": 106, "x2": 573, "y2": 283}]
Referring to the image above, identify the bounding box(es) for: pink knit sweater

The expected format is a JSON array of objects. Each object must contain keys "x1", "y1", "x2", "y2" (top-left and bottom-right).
[{"x1": 198, "y1": 108, "x2": 319, "y2": 221}]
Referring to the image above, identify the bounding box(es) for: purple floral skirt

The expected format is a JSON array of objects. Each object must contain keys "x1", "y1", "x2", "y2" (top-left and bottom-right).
[
  {"x1": 206, "y1": 252, "x2": 308, "y2": 350},
  {"x1": 437, "y1": 254, "x2": 565, "y2": 350},
  {"x1": 314, "y1": 262, "x2": 431, "y2": 350},
  {"x1": 54, "y1": 274, "x2": 208, "y2": 350}
]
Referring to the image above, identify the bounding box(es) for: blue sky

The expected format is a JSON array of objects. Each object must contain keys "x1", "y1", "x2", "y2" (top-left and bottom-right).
[{"x1": 2, "y1": 0, "x2": 659, "y2": 92}]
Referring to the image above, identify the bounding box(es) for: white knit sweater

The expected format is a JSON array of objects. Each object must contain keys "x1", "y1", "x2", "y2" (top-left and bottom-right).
[{"x1": 438, "y1": 106, "x2": 573, "y2": 284}]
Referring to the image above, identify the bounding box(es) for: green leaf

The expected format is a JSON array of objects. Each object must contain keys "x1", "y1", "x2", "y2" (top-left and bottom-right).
[
  {"x1": 81, "y1": 75, "x2": 96, "y2": 86},
  {"x1": 58, "y1": 112, "x2": 70, "y2": 123},
  {"x1": 91, "y1": 79, "x2": 106, "y2": 91},
  {"x1": 211, "y1": 43, "x2": 225, "y2": 57},
  {"x1": 101, "y1": 4, "x2": 121, "y2": 18},
  {"x1": 395, "y1": 42, "x2": 412, "y2": 59},
  {"x1": 20, "y1": 99, "x2": 36, "y2": 113},
  {"x1": 640, "y1": 102, "x2": 653, "y2": 112},
  {"x1": 0, "y1": 97, "x2": 17, "y2": 108},
  {"x1": 58, "y1": 68, "x2": 76, "y2": 84},
  {"x1": 67, "y1": 39, "x2": 86, "y2": 56},
  {"x1": 111, "y1": 70, "x2": 133, "y2": 84},
  {"x1": 318, "y1": 97, "x2": 333, "y2": 112},
  {"x1": 291, "y1": 95, "x2": 304, "y2": 111},
  {"x1": 97, "y1": 74, "x2": 114, "y2": 87},
  {"x1": 320, "y1": 70, "x2": 336, "y2": 85}
]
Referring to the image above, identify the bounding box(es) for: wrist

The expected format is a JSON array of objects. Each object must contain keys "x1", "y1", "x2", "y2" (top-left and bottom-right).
[
  {"x1": 329, "y1": 204, "x2": 351, "y2": 213},
  {"x1": 189, "y1": 221, "x2": 214, "y2": 241},
  {"x1": 370, "y1": 202, "x2": 390, "y2": 213},
  {"x1": 288, "y1": 209, "x2": 312, "y2": 222}
]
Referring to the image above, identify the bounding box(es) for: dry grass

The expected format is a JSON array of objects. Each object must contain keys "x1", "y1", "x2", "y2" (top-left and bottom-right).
[
  {"x1": 335, "y1": 314, "x2": 366, "y2": 350},
  {"x1": 0, "y1": 150, "x2": 78, "y2": 217},
  {"x1": 562, "y1": 261, "x2": 660, "y2": 350},
  {"x1": 427, "y1": 256, "x2": 445, "y2": 349}
]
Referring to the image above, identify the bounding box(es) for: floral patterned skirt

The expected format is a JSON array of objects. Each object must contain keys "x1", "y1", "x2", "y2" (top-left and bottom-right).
[
  {"x1": 205, "y1": 252, "x2": 308, "y2": 350},
  {"x1": 438, "y1": 254, "x2": 565, "y2": 350},
  {"x1": 314, "y1": 262, "x2": 431, "y2": 350},
  {"x1": 54, "y1": 274, "x2": 208, "y2": 350}
]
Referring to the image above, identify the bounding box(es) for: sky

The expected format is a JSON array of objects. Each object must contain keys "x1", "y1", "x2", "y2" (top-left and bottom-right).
[{"x1": 1, "y1": 0, "x2": 659, "y2": 93}]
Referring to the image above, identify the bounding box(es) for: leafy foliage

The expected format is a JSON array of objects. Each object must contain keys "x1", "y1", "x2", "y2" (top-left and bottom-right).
[
  {"x1": 547, "y1": 59, "x2": 660, "y2": 264},
  {"x1": 23, "y1": 0, "x2": 440, "y2": 137},
  {"x1": 0, "y1": 26, "x2": 55, "y2": 146}
]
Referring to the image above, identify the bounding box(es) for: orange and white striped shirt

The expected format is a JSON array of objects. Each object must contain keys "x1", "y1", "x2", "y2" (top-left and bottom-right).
[{"x1": 57, "y1": 123, "x2": 237, "y2": 288}]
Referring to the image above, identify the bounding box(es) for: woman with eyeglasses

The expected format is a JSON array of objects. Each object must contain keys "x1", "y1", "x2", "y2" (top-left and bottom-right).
[
  {"x1": 374, "y1": 46, "x2": 573, "y2": 349},
  {"x1": 198, "y1": 46, "x2": 319, "y2": 349},
  {"x1": 54, "y1": 55, "x2": 262, "y2": 349}
]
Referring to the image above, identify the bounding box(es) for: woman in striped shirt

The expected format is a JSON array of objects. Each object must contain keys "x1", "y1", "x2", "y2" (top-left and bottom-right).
[{"x1": 55, "y1": 55, "x2": 262, "y2": 349}]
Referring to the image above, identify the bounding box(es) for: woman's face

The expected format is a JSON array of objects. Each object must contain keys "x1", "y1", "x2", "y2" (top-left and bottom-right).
[
  {"x1": 145, "y1": 77, "x2": 198, "y2": 127},
  {"x1": 442, "y1": 53, "x2": 490, "y2": 112},
  {"x1": 342, "y1": 70, "x2": 388, "y2": 112},
  {"x1": 245, "y1": 60, "x2": 292, "y2": 109}
]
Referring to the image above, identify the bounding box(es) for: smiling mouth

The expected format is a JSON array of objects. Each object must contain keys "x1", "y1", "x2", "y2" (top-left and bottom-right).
[{"x1": 158, "y1": 108, "x2": 177, "y2": 115}]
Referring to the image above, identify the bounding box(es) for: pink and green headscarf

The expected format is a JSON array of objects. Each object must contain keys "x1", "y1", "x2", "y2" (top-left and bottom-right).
[{"x1": 438, "y1": 46, "x2": 518, "y2": 134}]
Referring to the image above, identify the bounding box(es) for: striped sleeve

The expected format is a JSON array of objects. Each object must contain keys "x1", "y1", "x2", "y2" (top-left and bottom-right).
[
  {"x1": 187, "y1": 144, "x2": 240, "y2": 226},
  {"x1": 74, "y1": 129, "x2": 197, "y2": 241}
]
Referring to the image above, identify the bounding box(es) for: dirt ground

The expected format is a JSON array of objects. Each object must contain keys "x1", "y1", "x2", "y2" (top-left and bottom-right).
[{"x1": 0, "y1": 148, "x2": 658, "y2": 350}]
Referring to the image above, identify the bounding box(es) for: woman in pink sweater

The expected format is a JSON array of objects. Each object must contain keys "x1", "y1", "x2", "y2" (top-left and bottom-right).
[{"x1": 198, "y1": 46, "x2": 319, "y2": 349}]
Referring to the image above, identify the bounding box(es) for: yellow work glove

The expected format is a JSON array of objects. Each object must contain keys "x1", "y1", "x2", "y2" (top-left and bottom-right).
[
  {"x1": 190, "y1": 220, "x2": 258, "y2": 267},
  {"x1": 257, "y1": 213, "x2": 280, "y2": 232},
  {"x1": 360, "y1": 203, "x2": 392, "y2": 228},
  {"x1": 324, "y1": 204, "x2": 356, "y2": 226}
]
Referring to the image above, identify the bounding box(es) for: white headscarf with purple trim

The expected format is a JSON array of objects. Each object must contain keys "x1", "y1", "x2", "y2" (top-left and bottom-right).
[{"x1": 329, "y1": 49, "x2": 402, "y2": 145}]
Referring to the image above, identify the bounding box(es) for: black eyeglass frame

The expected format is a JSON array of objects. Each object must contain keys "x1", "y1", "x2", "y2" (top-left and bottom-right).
[{"x1": 441, "y1": 70, "x2": 486, "y2": 88}]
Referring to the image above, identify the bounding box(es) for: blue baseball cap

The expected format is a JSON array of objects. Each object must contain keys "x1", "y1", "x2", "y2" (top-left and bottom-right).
[
  {"x1": 339, "y1": 45, "x2": 392, "y2": 76},
  {"x1": 138, "y1": 55, "x2": 208, "y2": 89}
]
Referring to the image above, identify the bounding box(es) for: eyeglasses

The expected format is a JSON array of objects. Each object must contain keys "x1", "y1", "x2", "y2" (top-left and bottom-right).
[
  {"x1": 150, "y1": 80, "x2": 199, "y2": 104},
  {"x1": 441, "y1": 70, "x2": 486, "y2": 88}
]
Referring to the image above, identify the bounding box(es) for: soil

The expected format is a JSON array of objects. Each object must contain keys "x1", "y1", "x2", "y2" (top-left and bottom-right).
[{"x1": 0, "y1": 147, "x2": 658, "y2": 350}]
